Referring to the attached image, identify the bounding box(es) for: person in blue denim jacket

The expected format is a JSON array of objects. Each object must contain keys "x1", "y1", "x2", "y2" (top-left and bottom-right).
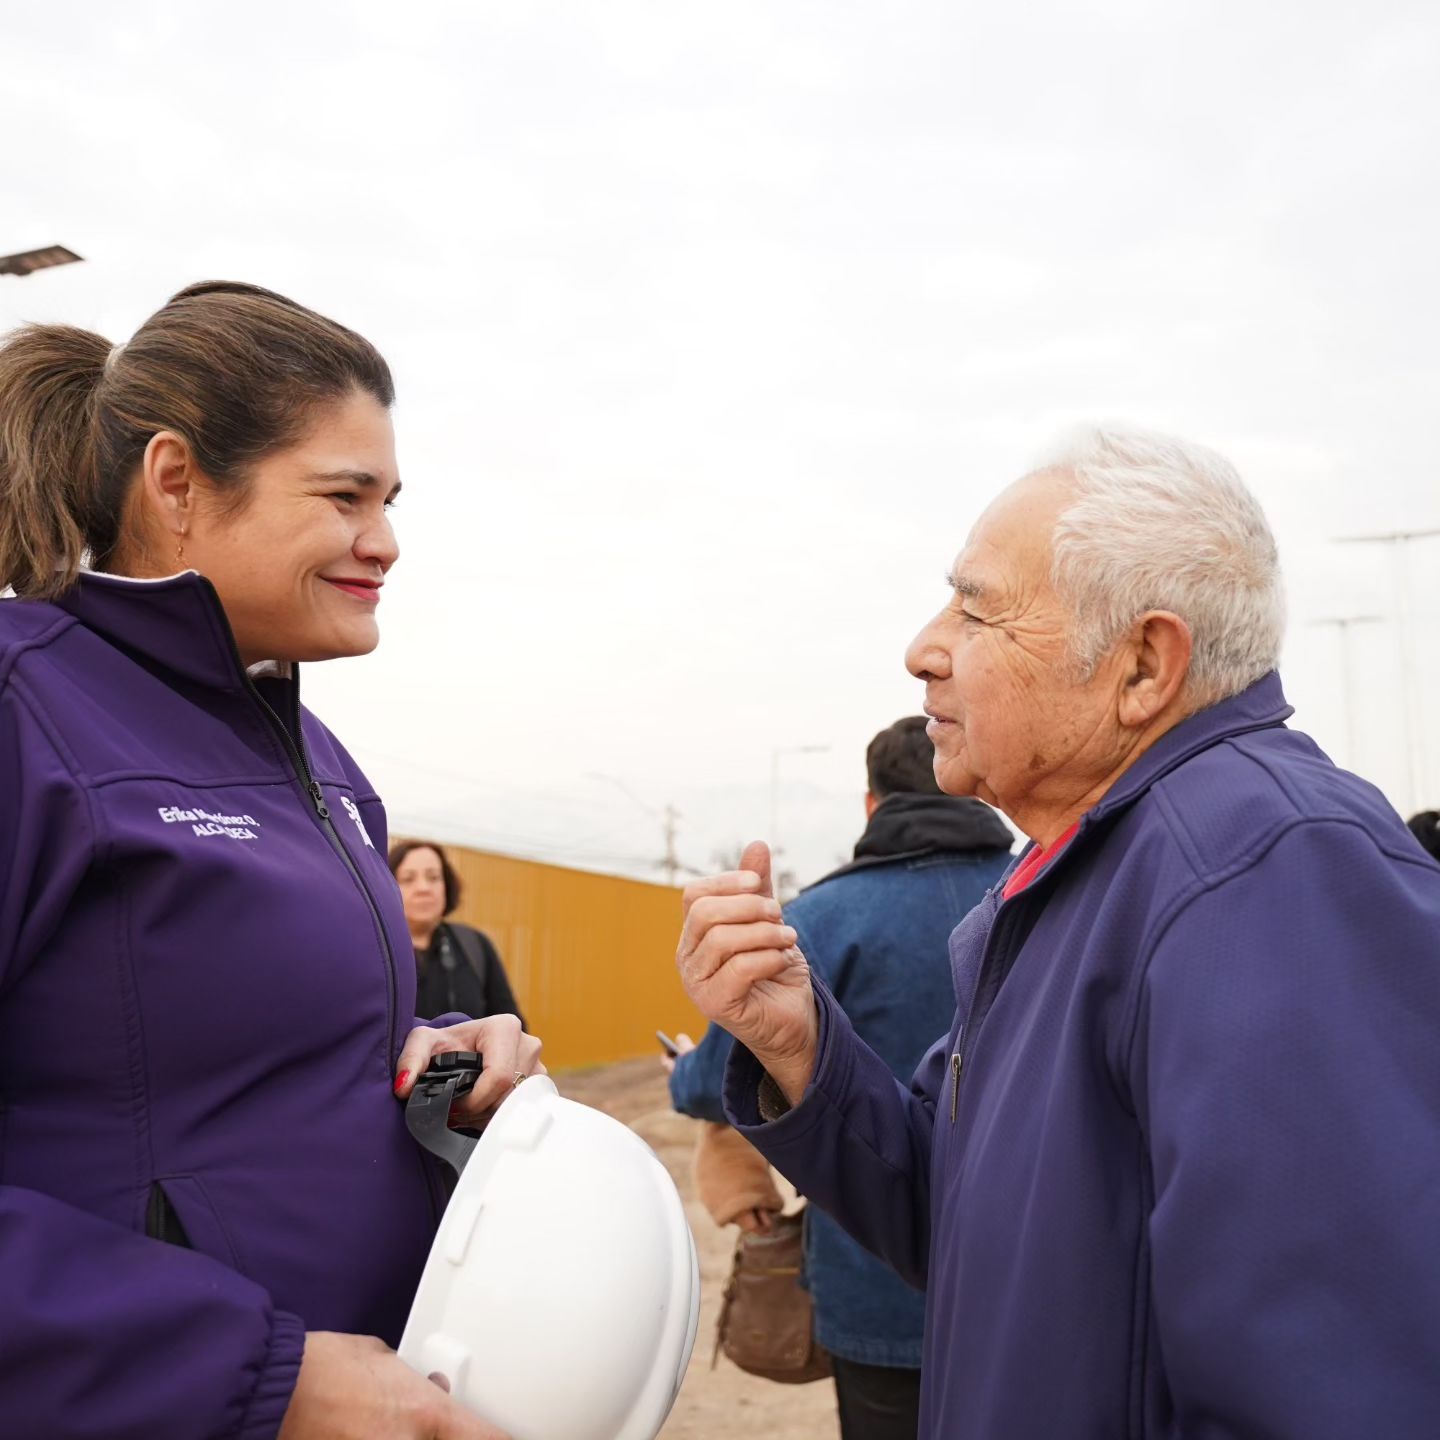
[{"x1": 667, "y1": 717, "x2": 1011, "y2": 1439}]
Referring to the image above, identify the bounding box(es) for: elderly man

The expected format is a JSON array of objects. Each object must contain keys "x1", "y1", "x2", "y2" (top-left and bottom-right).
[{"x1": 677, "y1": 425, "x2": 1440, "y2": 1439}]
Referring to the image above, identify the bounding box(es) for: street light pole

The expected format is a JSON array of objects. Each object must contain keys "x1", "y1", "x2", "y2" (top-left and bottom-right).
[{"x1": 1336, "y1": 527, "x2": 1440, "y2": 813}]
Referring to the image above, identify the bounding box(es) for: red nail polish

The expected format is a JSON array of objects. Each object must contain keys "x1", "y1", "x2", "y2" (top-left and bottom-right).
[{"x1": 393, "y1": 1070, "x2": 410, "y2": 1094}]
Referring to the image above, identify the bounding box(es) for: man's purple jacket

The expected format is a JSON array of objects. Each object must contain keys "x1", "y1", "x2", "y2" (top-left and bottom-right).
[
  {"x1": 1, "y1": 573, "x2": 454, "y2": 1438},
  {"x1": 726, "y1": 673, "x2": 1440, "y2": 1438}
]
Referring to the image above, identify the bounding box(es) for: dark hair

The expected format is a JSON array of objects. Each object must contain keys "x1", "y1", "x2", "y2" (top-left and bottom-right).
[
  {"x1": 865, "y1": 716, "x2": 942, "y2": 799},
  {"x1": 1407, "y1": 810, "x2": 1440, "y2": 862},
  {"x1": 388, "y1": 839, "x2": 463, "y2": 915},
  {"x1": 0, "y1": 280, "x2": 393, "y2": 599}
]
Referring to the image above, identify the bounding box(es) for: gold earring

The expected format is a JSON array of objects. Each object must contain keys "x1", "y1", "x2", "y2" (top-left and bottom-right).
[{"x1": 176, "y1": 531, "x2": 186, "y2": 568}]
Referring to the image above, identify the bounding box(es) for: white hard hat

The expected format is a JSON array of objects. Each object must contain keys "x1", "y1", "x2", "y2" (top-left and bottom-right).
[{"x1": 400, "y1": 1071, "x2": 700, "y2": 1440}]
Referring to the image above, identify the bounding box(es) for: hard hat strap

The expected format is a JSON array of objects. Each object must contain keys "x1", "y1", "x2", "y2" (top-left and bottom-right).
[{"x1": 405, "y1": 1052, "x2": 484, "y2": 1176}]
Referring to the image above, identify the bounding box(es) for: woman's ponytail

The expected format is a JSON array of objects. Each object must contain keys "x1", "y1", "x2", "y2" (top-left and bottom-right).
[{"x1": 0, "y1": 324, "x2": 110, "y2": 599}]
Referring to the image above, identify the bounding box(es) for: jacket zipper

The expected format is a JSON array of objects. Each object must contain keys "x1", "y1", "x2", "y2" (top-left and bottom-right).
[
  {"x1": 249, "y1": 677, "x2": 398, "y2": 1066},
  {"x1": 247, "y1": 677, "x2": 444, "y2": 1226},
  {"x1": 202, "y1": 583, "x2": 402, "y2": 1068},
  {"x1": 193, "y1": 579, "x2": 440, "y2": 1223},
  {"x1": 950, "y1": 900, "x2": 1022, "y2": 1124},
  {"x1": 949, "y1": 831, "x2": 1083, "y2": 1125}
]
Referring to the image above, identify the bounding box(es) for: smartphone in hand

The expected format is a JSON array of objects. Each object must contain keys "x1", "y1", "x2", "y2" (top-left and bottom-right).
[{"x1": 656, "y1": 1029, "x2": 680, "y2": 1058}]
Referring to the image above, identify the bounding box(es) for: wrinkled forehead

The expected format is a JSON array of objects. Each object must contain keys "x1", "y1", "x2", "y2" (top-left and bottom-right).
[{"x1": 950, "y1": 469, "x2": 1074, "y2": 598}]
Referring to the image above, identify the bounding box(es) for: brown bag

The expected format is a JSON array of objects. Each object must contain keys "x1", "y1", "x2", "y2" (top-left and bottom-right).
[{"x1": 714, "y1": 1208, "x2": 832, "y2": 1384}]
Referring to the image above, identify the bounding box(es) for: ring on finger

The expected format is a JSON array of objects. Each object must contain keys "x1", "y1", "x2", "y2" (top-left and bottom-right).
[{"x1": 511, "y1": 1070, "x2": 528, "y2": 1088}]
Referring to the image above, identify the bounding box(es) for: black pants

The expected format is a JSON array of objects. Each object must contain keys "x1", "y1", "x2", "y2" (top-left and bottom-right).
[{"x1": 831, "y1": 1357, "x2": 922, "y2": 1440}]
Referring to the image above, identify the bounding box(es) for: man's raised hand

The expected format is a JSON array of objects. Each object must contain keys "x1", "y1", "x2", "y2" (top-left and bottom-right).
[{"x1": 676, "y1": 840, "x2": 818, "y2": 1106}]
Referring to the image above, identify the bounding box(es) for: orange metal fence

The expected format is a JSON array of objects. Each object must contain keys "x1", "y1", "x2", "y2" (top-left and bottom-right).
[{"x1": 421, "y1": 843, "x2": 708, "y2": 1072}]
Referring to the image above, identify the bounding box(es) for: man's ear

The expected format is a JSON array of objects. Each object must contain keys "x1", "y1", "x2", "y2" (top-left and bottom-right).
[
  {"x1": 138, "y1": 430, "x2": 198, "y2": 539},
  {"x1": 1117, "y1": 611, "x2": 1193, "y2": 728}
]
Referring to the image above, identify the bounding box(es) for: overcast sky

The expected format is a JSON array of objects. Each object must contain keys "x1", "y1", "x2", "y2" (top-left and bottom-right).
[{"x1": 5, "y1": 0, "x2": 1438, "y2": 884}]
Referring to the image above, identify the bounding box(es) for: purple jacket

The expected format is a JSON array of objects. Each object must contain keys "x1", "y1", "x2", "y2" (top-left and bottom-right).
[
  {"x1": 727, "y1": 674, "x2": 1440, "y2": 1438},
  {"x1": 0, "y1": 573, "x2": 450, "y2": 1439}
]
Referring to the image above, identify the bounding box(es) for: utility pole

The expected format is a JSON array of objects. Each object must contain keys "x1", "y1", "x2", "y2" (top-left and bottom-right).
[
  {"x1": 661, "y1": 804, "x2": 681, "y2": 886},
  {"x1": 1307, "y1": 615, "x2": 1383, "y2": 770},
  {"x1": 1335, "y1": 527, "x2": 1440, "y2": 813},
  {"x1": 585, "y1": 773, "x2": 687, "y2": 886}
]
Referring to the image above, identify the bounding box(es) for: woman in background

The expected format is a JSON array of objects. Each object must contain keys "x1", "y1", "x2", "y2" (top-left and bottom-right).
[{"x1": 391, "y1": 839, "x2": 527, "y2": 1027}]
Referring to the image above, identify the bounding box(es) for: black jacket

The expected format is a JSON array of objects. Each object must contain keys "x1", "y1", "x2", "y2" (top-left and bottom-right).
[{"x1": 414, "y1": 921, "x2": 525, "y2": 1029}]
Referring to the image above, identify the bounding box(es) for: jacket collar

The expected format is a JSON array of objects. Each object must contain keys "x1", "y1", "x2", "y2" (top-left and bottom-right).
[
  {"x1": 811, "y1": 792, "x2": 1014, "y2": 889},
  {"x1": 854, "y1": 792, "x2": 1014, "y2": 860},
  {"x1": 1081, "y1": 670, "x2": 1293, "y2": 831},
  {"x1": 55, "y1": 570, "x2": 256, "y2": 693},
  {"x1": 997, "y1": 671, "x2": 1293, "y2": 903}
]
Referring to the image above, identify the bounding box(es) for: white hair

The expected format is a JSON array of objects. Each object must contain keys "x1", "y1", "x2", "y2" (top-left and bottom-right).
[{"x1": 1037, "y1": 423, "x2": 1285, "y2": 705}]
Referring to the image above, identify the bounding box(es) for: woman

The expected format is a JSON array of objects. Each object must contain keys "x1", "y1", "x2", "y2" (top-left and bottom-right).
[
  {"x1": 390, "y1": 840, "x2": 526, "y2": 1026},
  {"x1": 0, "y1": 283, "x2": 539, "y2": 1439}
]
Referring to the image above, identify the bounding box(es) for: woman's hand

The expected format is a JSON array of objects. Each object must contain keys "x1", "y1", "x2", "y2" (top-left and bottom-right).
[
  {"x1": 277, "y1": 1332, "x2": 509, "y2": 1439},
  {"x1": 392, "y1": 1014, "x2": 546, "y2": 1129}
]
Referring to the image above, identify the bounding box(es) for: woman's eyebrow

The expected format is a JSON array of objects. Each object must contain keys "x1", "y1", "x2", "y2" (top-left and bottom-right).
[{"x1": 309, "y1": 468, "x2": 403, "y2": 500}]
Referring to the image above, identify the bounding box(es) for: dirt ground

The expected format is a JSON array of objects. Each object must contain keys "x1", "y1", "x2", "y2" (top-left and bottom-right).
[{"x1": 558, "y1": 1057, "x2": 838, "y2": 1440}]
